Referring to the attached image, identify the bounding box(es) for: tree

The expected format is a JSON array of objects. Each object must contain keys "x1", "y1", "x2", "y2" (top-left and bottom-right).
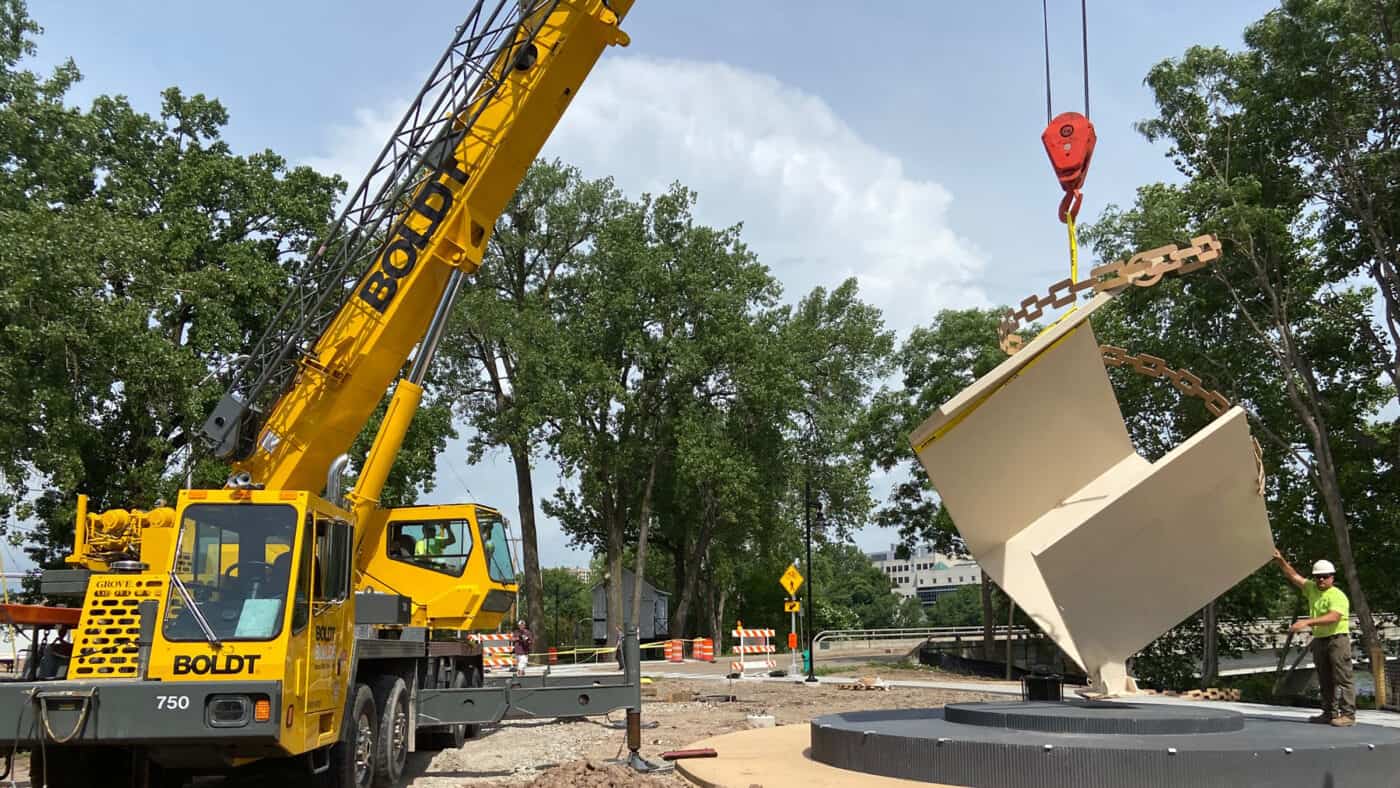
[
  {"x1": 893, "y1": 595, "x2": 927, "y2": 628},
  {"x1": 1231, "y1": 1, "x2": 1400, "y2": 404},
  {"x1": 437, "y1": 160, "x2": 622, "y2": 648},
  {"x1": 522, "y1": 567, "x2": 592, "y2": 647},
  {"x1": 0, "y1": 2, "x2": 346, "y2": 576},
  {"x1": 925, "y1": 585, "x2": 981, "y2": 628},
  {"x1": 544, "y1": 182, "x2": 779, "y2": 642},
  {"x1": 811, "y1": 541, "x2": 901, "y2": 630},
  {"x1": 1081, "y1": 6, "x2": 1398, "y2": 696}
]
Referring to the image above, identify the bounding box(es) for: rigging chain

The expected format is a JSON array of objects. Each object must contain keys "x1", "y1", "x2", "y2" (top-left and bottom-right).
[{"x1": 996, "y1": 233, "x2": 1266, "y2": 495}]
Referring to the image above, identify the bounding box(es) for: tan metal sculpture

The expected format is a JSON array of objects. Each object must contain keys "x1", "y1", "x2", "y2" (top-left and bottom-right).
[{"x1": 909, "y1": 239, "x2": 1275, "y2": 695}]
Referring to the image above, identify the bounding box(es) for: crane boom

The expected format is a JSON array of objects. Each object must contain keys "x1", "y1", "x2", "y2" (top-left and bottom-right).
[{"x1": 201, "y1": 0, "x2": 632, "y2": 495}]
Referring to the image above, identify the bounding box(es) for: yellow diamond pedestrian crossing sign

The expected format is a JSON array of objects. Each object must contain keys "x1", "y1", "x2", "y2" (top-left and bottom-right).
[{"x1": 780, "y1": 564, "x2": 804, "y2": 596}]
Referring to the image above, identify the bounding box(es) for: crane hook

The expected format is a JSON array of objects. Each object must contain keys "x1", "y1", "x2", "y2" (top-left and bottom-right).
[{"x1": 1041, "y1": 111, "x2": 1096, "y2": 222}]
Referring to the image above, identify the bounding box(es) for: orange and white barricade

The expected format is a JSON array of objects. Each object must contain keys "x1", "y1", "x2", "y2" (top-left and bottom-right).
[
  {"x1": 694, "y1": 638, "x2": 715, "y2": 662},
  {"x1": 666, "y1": 639, "x2": 685, "y2": 663},
  {"x1": 729, "y1": 628, "x2": 776, "y2": 677},
  {"x1": 471, "y1": 633, "x2": 515, "y2": 671}
]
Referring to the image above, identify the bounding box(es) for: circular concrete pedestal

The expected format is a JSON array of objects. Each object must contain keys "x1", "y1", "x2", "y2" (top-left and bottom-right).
[{"x1": 810, "y1": 701, "x2": 1400, "y2": 787}]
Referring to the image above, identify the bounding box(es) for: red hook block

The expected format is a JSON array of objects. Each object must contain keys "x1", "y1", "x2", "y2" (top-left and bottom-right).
[{"x1": 1042, "y1": 111, "x2": 1096, "y2": 222}]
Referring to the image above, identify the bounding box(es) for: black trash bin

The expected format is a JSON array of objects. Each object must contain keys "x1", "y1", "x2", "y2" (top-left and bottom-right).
[{"x1": 1021, "y1": 671, "x2": 1063, "y2": 702}]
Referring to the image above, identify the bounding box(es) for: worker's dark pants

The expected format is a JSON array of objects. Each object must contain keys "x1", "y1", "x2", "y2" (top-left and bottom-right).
[{"x1": 1313, "y1": 633, "x2": 1356, "y2": 717}]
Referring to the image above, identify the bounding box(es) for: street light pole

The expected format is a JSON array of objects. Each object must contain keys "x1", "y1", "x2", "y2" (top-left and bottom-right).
[{"x1": 804, "y1": 474, "x2": 818, "y2": 683}]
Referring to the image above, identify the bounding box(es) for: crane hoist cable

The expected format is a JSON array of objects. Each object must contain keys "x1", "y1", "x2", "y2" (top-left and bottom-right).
[{"x1": 1039, "y1": 0, "x2": 1095, "y2": 326}]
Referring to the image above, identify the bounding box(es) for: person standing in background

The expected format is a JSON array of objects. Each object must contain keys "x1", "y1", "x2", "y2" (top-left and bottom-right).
[
  {"x1": 1273, "y1": 548, "x2": 1355, "y2": 727},
  {"x1": 512, "y1": 619, "x2": 533, "y2": 676}
]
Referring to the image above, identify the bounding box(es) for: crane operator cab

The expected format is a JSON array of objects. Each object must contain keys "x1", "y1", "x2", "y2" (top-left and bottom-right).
[{"x1": 363, "y1": 503, "x2": 519, "y2": 631}]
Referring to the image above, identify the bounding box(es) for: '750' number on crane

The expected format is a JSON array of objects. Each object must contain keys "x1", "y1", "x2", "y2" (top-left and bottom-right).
[
  {"x1": 358, "y1": 148, "x2": 470, "y2": 313},
  {"x1": 156, "y1": 695, "x2": 191, "y2": 711}
]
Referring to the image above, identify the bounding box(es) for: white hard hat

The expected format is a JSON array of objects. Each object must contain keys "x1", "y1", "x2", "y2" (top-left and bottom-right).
[{"x1": 1311, "y1": 560, "x2": 1336, "y2": 576}]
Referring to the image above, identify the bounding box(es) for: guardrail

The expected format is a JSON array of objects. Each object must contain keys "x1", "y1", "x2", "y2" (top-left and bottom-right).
[
  {"x1": 813, "y1": 617, "x2": 1400, "y2": 654},
  {"x1": 812, "y1": 626, "x2": 1034, "y2": 652}
]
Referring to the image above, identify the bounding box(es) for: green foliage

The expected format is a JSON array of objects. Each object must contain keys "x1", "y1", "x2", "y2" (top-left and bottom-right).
[
  {"x1": 1079, "y1": 0, "x2": 1400, "y2": 683},
  {"x1": 925, "y1": 585, "x2": 982, "y2": 628},
  {"x1": 893, "y1": 595, "x2": 927, "y2": 628},
  {"x1": 0, "y1": 3, "x2": 342, "y2": 575},
  {"x1": 810, "y1": 542, "x2": 901, "y2": 631},
  {"x1": 516, "y1": 567, "x2": 593, "y2": 647}
]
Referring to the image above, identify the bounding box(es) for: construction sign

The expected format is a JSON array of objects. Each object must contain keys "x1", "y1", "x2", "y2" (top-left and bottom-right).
[
  {"x1": 784, "y1": 600, "x2": 801, "y2": 613},
  {"x1": 780, "y1": 563, "x2": 804, "y2": 596}
]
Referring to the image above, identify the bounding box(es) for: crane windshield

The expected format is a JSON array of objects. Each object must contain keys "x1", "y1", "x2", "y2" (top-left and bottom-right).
[
  {"x1": 477, "y1": 511, "x2": 516, "y2": 584},
  {"x1": 163, "y1": 503, "x2": 298, "y2": 642}
]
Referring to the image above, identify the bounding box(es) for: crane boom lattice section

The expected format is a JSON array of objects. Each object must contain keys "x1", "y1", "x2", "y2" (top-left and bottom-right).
[{"x1": 201, "y1": 0, "x2": 563, "y2": 462}]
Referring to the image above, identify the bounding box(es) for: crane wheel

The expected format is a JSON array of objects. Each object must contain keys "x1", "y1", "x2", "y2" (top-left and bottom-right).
[
  {"x1": 323, "y1": 683, "x2": 378, "y2": 788},
  {"x1": 371, "y1": 676, "x2": 410, "y2": 787},
  {"x1": 418, "y1": 669, "x2": 468, "y2": 751}
]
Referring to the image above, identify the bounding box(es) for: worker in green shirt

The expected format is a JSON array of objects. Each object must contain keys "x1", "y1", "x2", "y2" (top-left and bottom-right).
[
  {"x1": 1273, "y1": 548, "x2": 1355, "y2": 727},
  {"x1": 415, "y1": 523, "x2": 456, "y2": 557}
]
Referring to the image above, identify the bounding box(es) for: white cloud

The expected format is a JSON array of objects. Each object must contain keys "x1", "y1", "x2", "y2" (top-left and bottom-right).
[
  {"x1": 303, "y1": 56, "x2": 990, "y2": 336},
  {"x1": 303, "y1": 56, "x2": 981, "y2": 567},
  {"x1": 541, "y1": 56, "x2": 989, "y2": 332}
]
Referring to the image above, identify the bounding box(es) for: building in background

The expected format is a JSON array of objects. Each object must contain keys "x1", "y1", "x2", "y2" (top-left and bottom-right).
[{"x1": 866, "y1": 544, "x2": 983, "y2": 605}]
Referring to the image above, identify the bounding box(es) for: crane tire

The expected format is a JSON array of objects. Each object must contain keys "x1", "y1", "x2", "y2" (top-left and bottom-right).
[
  {"x1": 323, "y1": 682, "x2": 377, "y2": 788},
  {"x1": 371, "y1": 676, "x2": 409, "y2": 787}
]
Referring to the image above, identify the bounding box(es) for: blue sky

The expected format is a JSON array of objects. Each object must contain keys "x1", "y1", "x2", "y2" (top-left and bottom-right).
[{"x1": 17, "y1": 0, "x2": 1280, "y2": 573}]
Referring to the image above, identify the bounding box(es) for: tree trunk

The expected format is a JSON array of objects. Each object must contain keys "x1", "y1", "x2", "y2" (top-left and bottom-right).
[
  {"x1": 1006, "y1": 600, "x2": 1015, "y2": 680},
  {"x1": 629, "y1": 454, "x2": 660, "y2": 643},
  {"x1": 671, "y1": 551, "x2": 686, "y2": 636},
  {"x1": 670, "y1": 512, "x2": 717, "y2": 638},
  {"x1": 509, "y1": 441, "x2": 547, "y2": 650},
  {"x1": 1201, "y1": 601, "x2": 1218, "y2": 689},
  {"x1": 980, "y1": 577, "x2": 995, "y2": 661},
  {"x1": 712, "y1": 585, "x2": 729, "y2": 658}
]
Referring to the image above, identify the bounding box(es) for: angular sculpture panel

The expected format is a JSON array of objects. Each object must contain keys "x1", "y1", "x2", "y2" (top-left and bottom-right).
[{"x1": 909, "y1": 293, "x2": 1275, "y2": 694}]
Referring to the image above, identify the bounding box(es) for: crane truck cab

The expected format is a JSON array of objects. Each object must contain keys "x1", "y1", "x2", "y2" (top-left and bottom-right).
[
  {"x1": 1, "y1": 2, "x2": 645, "y2": 785},
  {"x1": 8, "y1": 489, "x2": 521, "y2": 787}
]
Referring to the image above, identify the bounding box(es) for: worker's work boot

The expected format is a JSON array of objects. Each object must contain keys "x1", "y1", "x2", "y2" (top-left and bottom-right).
[
  {"x1": 1329, "y1": 715, "x2": 1356, "y2": 727},
  {"x1": 1308, "y1": 712, "x2": 1333, "y2": 724}
]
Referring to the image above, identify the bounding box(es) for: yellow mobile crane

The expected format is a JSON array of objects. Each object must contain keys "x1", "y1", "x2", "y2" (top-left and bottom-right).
[{"x1": 0, "y1": 3, "x2": 645, "y2": 787}]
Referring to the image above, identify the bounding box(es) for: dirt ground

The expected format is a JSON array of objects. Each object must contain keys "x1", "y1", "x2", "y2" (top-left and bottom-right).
[
  {"x1": 409, "y1": 675, "x2": 1004, "y2": 787},
  {"x1": 5, "y1": 674, "x2": 1003, "y2": 787}
]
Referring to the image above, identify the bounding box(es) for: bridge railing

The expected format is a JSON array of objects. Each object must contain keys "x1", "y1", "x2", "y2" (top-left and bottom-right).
[
  {"x1": 812, "y1": 625, "x2": 1034, "y2": 652},
  {"x1": 809, "y1": 616, "x2": 1399, "y2": 662}
]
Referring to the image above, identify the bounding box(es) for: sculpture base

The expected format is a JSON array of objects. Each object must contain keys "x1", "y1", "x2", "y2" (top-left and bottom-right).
[{"x1": 810, "y1": 701, "x2": 1400, "y2": 787}]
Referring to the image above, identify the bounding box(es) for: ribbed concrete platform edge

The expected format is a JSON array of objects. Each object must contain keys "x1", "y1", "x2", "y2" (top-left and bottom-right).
[{"x1": 674, "y1": 724, "x2": 961, "y2": 788}]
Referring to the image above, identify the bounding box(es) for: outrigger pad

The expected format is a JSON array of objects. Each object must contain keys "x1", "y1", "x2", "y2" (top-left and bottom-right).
[{"x1": 909, "y1": 294, "x2": 1274, "y2": 694}]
